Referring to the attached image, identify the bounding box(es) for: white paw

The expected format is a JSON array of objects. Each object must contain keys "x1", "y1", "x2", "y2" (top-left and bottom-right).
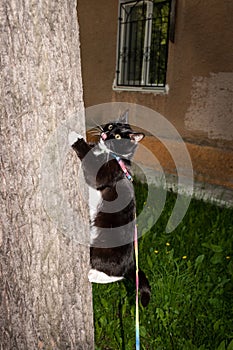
[
  {"x1": 68, "y1": 131, "x2": 83, "y2": 146},
  {"x1": 88, "y1": 269, "x2": 124, "y2": 284}
]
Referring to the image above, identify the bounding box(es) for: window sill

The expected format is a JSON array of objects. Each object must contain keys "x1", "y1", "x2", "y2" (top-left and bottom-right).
[{"x1": 112, "y1": 83, "x2": 169, "y2": 94}]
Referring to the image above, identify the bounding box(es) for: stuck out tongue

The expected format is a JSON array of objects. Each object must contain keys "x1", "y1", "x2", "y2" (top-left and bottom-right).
[{"x1": 101, "y1": 132, "x2": 107, "y2": 140}]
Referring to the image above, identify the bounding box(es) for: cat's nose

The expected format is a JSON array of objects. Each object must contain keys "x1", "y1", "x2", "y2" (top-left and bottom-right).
[{"x1": 101, "y1": 132, "x2": 107, "y2": 140}]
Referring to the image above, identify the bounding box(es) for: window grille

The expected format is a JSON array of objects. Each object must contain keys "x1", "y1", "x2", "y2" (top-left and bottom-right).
[{"x1": 116, "y1": 0, "x2": 171, "y2": 89}]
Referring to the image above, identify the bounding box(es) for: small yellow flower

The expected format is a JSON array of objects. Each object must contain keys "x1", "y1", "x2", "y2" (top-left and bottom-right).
[
  {"x1": 166, "y1": 242, "x2": 170, "y2": 247},
  {"x1": 182, "y1": 256, "x2": 187, "y2": 260},
  {"x1": 154, "y1": 250, "x2": 159, "y2": 254},
  {"x1": 226, "y1": 256, "x2": 231, "y2": 260}
]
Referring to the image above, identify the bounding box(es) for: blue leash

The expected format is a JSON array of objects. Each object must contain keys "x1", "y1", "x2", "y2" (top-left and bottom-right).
[{"x1": 134, "y1": 220, "x2": 140, "y2": 350}]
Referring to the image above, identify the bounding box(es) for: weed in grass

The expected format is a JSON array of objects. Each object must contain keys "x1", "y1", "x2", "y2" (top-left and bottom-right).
[{"x1": 93, "y1": 181, "x2": 233, "y2": 350}]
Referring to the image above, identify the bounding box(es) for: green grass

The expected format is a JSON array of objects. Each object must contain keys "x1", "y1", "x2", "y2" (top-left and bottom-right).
[{"x1": 93, "y1": 181, "x2": 233, "y2": 350}]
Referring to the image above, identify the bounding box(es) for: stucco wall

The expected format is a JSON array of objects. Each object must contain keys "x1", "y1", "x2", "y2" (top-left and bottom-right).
[{"x1": 78, "y1": 0, "x2": 118, "y2": 107}]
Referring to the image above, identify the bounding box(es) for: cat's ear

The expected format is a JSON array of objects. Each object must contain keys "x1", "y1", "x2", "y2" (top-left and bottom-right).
[
  {"x1": 118, "y1": 109, "x2": 129, "y2": 124},
  {"x1": 129, "y1": 133, "x2": 145, "y2": 143}
]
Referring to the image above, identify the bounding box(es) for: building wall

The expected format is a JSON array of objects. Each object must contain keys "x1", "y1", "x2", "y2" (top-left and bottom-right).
[{"x1": 78, "y1": 0, "x2": 233, "y2": 191}]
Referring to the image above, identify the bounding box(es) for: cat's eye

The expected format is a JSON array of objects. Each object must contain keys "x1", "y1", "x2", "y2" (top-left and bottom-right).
[
  {"x1": 115, "y1": 134, "x2": 121, "y2": 139},
  {"x1": 108, "y1": 124, "x2": 113, "y2": 130}
]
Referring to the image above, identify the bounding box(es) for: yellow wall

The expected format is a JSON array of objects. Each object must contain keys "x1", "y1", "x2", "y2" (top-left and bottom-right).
[{"x1": 78, "y1": 0, "x2": 233, "y2": 190}]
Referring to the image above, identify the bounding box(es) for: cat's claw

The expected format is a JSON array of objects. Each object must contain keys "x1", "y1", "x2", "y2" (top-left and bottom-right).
[{"x1": 68, "y1": 131, "x2": 83, "y2": 146}]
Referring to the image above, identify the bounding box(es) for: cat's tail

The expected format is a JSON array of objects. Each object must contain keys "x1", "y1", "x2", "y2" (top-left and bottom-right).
[
  {"x1": 138, "y1": 269, "x2": 151, "y2": 307},
  {"x1": 126, "y1": 268, "x2": 151, "y2": 307}
]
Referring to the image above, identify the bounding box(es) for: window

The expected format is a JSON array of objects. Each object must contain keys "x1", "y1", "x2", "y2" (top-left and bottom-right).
[{"x1": 115, "y1": 0, "x2": 171, "y2": 90}]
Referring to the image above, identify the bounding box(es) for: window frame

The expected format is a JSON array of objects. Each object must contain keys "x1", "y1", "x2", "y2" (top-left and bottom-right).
[{"x1": 114, "y1": 0, "x2": 171, "y2": 92}]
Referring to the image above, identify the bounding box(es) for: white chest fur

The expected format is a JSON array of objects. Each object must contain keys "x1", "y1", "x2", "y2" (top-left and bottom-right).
[
  {"x1": 89, "y1": 186, "x2": 102, "y2": 244},
  {"x1": 89, "y1": 186, "x2": 102, "y2": 222},
  {"x1": 88, "y1": 188, "x2": 125, "y2": 283}
]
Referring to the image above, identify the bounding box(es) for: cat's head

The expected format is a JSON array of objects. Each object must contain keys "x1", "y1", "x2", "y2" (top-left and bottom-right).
[{"x1": 99, "y1": 111, "x2": 144, "y2": 160}]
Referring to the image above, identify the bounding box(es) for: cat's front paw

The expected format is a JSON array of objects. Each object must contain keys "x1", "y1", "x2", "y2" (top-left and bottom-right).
[{"x1": 68, "y1": 131, "x2": 83, "y2": 146}]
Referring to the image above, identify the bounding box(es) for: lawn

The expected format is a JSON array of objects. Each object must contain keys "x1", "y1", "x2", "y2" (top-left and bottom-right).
[{"x1": 93, "y1": 181, "x2": 233, "y2": 350}]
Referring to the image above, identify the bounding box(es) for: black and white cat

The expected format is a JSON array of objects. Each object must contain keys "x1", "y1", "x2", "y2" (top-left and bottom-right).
[{"x1": 69, "y1": 111, "x2": 151, "y2": 307}]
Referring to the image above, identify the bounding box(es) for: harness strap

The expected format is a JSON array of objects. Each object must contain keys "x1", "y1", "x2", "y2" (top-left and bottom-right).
[{"x1": 110, "y1": 153, "x2": 133, "y2": 181}]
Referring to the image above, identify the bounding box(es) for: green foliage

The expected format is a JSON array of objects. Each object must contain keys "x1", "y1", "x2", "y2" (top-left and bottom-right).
[{"x1": 93, "y1": 181, "x2": 233, "y2": 349}]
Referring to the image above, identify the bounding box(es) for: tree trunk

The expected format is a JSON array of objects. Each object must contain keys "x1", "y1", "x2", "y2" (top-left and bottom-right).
[{"x1": 0, "y1": 1, "x2": 94, "y2": 349}]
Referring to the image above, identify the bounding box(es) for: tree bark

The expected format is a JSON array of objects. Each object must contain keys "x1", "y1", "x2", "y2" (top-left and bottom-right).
[{"x1": 0, "y1": 1, "x2": 94, "y2": 349}]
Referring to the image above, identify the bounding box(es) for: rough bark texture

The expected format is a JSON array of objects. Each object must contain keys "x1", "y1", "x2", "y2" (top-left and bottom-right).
[{"x1": 0, "y1": 1, "x2": 94, "y2": 349}]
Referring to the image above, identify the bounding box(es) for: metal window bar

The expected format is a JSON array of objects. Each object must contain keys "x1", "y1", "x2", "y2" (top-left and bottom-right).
[{"x1": 116, "y1": 0, "x2": 171, "y2": 88}]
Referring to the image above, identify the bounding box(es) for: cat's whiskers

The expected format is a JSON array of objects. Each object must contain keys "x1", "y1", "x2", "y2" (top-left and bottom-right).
[
  {"x1": 91, "y1": 120, "x2": 104, "y2": 132},
  {"x1": 88, "y1": 131, "x2": 99, "y2": 137},
  {"x1": 88, "y1": 127, "x2": 101, "y2": 134}
]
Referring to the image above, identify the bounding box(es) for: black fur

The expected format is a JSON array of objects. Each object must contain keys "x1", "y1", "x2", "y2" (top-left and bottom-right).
[{"x1": 71, "y1": 112, "x2": 151, "y2": 307}]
